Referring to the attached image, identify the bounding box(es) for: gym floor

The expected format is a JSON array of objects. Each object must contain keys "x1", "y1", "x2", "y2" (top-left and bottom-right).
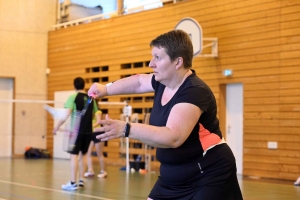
[{"x1": 0, "y1": 158, "x2": 299, "y2": 200}]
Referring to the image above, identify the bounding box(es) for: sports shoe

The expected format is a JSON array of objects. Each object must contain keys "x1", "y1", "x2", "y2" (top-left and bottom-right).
[
  {"x1": 97, "y1": 171, "x2": 107, "y2": 178},
  {"x1": 78, "y1": 179, "x2": 84, "y2": 188},
  {"x1": 61, "y1": 181, "x2": 78, "y2": 191},
  {"x1": 84, "y1": 171, "x2": 94, "y2": 177}
]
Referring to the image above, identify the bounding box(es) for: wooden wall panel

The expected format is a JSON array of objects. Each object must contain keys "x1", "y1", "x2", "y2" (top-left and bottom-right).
[{"x1": 47, "y1": 0, "x2": 300, "y2": 180}]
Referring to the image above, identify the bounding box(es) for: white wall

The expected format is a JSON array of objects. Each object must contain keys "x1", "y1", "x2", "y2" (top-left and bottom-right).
[{"x1": 0, "y1": 0, "x2": 57, "y2": 154}]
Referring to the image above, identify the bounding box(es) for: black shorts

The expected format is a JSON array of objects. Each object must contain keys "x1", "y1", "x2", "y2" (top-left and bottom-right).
[
  {"x1": 92, "y1": 131, "x2": 104, "y2": 144},
  {"x1": 148, "y1": 144, "x2": 243, "y2": 200},
  {"x1": 68, "y1": 133, "x2": 92, "y2": 155}
]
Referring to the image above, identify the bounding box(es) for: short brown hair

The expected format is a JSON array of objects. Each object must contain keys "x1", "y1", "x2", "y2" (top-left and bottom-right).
[{"x1": 150, "y1": 30, "x2": 193, "y2": 69}]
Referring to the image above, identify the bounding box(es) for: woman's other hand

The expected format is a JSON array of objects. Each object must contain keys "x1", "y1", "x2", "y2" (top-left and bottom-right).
[{"x1": 95, "y1": 114, "x2": 126, "y2": 141}]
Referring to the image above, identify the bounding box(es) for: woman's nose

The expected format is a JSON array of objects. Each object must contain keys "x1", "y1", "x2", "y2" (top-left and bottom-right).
[{"x1": 149, "y1": 59, "x2": 154, "y2": 68}]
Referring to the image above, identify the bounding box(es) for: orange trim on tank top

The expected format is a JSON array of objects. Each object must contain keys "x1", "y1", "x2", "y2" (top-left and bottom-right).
[{"x1": 198, "y1": 123, "x2": 221, "y2": 151}]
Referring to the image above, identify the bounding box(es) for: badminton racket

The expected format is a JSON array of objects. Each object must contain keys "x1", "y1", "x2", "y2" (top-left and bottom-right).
[
  {"x1": 44, "y1": 104, "x2": 78, "y2": 151},
  {"x1": 61, "y1": 110, "x2": 104, "y2": 152},
  {"x1": 44, "y1": 98, "x2": 103, "y2": 152},
  {"x1": 63, "y1": 110, "x2": 81, "y2": 152}
]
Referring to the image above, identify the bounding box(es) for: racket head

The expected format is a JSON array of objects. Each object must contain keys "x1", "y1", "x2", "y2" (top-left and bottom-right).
[{"x1": 62, "y1": 111, "x2": 82, "y2": 152}]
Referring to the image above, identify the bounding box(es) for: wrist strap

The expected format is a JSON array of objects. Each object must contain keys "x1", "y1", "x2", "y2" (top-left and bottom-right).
[{"x1": 123, "y1": 123, "x2": 131, "y2": 137}]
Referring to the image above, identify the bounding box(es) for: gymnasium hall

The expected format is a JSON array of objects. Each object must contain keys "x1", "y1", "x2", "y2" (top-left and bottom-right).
[{"x1": 0, "y1": 0, "x2": 299, "y2": 199}]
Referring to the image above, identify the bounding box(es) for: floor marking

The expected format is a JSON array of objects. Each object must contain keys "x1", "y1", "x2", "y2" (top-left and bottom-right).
[{"x1": 0, "y1": 179, "x2": 114, "y2": 200}]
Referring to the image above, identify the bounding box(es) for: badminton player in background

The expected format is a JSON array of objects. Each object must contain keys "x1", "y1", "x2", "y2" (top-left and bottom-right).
[
  {"x1": 84, "y1": 106, "x2": 107, "y2": 178},
  {"x1": 88, "y1": 30, "x2": 243, "y2": 199},
  {"x1": 53, "y1": 77, "x2": 100, "y2": 191}
]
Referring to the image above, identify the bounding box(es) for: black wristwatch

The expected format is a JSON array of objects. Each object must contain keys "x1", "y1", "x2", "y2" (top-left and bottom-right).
[{"x1": 124, "y1": 123, "x2": 131, "y2": 137}]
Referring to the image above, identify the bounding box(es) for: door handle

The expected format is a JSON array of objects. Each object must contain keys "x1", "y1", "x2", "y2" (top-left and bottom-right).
[{"x1": 227, "y1": 125, "x2": 231, "y2": 134}]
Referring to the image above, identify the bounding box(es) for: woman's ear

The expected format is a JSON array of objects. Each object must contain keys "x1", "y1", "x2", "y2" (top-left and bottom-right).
[{"x1": 175, "y1": 57, "x2": 184, "y2": 70}]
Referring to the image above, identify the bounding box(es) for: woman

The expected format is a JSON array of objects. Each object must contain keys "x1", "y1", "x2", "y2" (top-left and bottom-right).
[{"x1": 88, "y1": 30, "x2": 243, "y2": 200}]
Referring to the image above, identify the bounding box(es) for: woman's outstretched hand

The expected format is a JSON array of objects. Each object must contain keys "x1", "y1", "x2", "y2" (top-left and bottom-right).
[
  {"x1": 95, "y1": 114, "x2": 126, "y2": 141},
  {"x1": 88, "y1": 83, "x2": 107, "y2": 98}
]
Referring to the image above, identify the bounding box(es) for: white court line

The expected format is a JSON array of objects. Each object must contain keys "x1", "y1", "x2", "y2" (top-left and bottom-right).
[{"x1": 0, "y1": 179, "x2": 114, "y2": 200}]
